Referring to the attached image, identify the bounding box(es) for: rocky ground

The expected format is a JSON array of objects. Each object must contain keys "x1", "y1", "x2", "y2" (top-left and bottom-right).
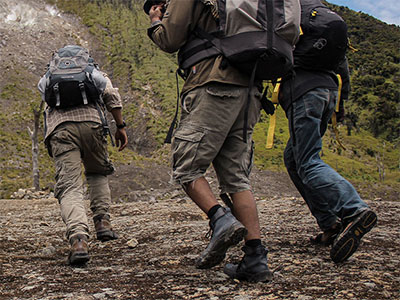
[
  {"x1": 1, "y1": 162, "x2": 399, "y2": 300},
  {"x1": 1, "y1": 0, "x2": 399, "y2": 299}
]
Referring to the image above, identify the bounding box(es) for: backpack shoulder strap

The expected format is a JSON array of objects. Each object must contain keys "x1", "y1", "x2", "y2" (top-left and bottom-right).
[{"x1": 199, "y1": 0, "x2": 219, "y2": 20}]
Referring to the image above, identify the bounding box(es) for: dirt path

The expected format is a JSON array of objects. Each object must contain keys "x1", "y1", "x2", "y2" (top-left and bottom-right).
[
  {"x1": 1, "y1": 167, "x2": 399, "y2": 300},
  {"x1": 0, "y1": 1, "x2": 399, "y2": 299}
]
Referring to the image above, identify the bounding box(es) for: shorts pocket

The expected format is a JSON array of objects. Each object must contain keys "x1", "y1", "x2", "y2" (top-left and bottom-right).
[{"x1": 172, "y1": 126, "x2": 205, "y2": 172}]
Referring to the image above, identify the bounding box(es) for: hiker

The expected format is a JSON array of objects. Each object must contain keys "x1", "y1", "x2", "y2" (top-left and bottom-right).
[
  {"x1": 37, "y1": 45, "x2": 128, "y2": 265},
  {"x1": 279, "y1": 0, "x2": 377, "y2": 263},
  {"x1": 144, "y1": 0, "x2": 279, "y2": 282}
]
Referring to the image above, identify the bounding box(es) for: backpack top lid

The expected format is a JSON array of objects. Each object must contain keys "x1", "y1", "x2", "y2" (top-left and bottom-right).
[
  {"x1": 300, "y1": 0, "x2": 323, "y2": 7},
  {"x1": 178, "y1": 0, "x2": 301, "y2": 80},
  {"x1": 58, "y1": 45, "x2": 88, "y2": 56},
  {"x1": 48, "y1": 45, "x2": 94, "y2": 73},
  {"x1": 294, "y1": 0, "x2": 348, "y2": 71}
]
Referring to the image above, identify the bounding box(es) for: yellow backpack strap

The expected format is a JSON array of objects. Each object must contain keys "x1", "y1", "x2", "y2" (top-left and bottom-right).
[
  {"x1": 332, "y1": 74, "x2": 346, "y2": 150},
  {"x1": 265, "y1": 80, "x2": 281, "y2": 149},
  {"x1": 335, "y1": 74, "x2": 342, "y2": 113}
]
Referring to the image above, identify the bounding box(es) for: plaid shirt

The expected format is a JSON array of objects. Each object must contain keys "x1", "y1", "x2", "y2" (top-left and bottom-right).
[{"x1": 40, "y1": 73, "x2": 122, "y2": 141}]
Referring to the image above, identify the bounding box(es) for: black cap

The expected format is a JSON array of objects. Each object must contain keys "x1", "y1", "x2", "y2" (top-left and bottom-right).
[{"x1": 143, "y1": 0, "x2": 166, "y2": 15}]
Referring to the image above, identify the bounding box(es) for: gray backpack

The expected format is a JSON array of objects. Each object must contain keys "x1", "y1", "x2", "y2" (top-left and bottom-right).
[
  {"x1": 44, "y1": 45, "x2": 107, "y2": 109},
  {"x1": 42, "y1": 45, "x2": 114, "y2": 144},
  {"x1": 178, "y1": 0, "x2": 301, "y2": 80}
]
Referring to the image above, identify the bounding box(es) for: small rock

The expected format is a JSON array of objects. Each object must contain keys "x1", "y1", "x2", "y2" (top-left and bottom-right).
[
  {"x1": 22, "y1": 285, "x2": 36, "y2": 292},
  {"x1": 298, "y1": 296, "x2": 313, "y2": 300},
  {"x1": 363, "y1": 282, "x2": 376, "y2": 289},
  {"x1": 93, "y1": 292, "x2": 106, "y2": 299},
  {"x1": 40, "y1": 245, "x2": 56, "y2": 256},
  {"x1": 219, "y1": 286, "x2": 229, "y2": 292},
  {"x1": 127, "y1": 238, "x2": 139, "y2": 248},
  {"x1": 120, "y1": 210, "x2": 130, "y2": 216},
  {"x1": 148, "y1": 257, "x2": 159, "y2": 264},
  {"x1": 214, "y1": 271, "x2": 230, "y2": 283},
  {"x1": 233, "y1": 296, "x2": 250, "y2": 300}
]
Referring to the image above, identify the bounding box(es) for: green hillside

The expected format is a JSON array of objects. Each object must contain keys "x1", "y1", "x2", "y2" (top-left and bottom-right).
[{"x1": 0, "y1": 0, "x2": 398, "y2": 198}]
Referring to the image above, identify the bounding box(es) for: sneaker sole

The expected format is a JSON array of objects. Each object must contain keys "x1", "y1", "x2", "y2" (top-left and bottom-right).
[
  {"x1": 196, "y1": 224, "x2": 247, "y2": 269},
  {"x1": 330, "y1": 210, "x2": 377, "y2": 263}
]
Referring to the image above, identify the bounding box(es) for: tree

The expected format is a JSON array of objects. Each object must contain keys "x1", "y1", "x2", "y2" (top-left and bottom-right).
[{"x1": 27, "y1": 101, "x2": 45, "y2": 191}]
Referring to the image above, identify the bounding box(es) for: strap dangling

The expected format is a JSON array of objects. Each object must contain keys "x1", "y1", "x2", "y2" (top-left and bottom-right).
[
  {"x1": 53, "y1": 83, "x2": 61, "y2": 107},
  {"x1": 79, "y1": 82, "x2": 88, "y2": 105}
]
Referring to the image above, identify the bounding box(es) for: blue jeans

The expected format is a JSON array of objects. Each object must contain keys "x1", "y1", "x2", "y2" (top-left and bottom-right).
[{"x1": 283, "y1": 88, "x2": 368, "y2": 231}]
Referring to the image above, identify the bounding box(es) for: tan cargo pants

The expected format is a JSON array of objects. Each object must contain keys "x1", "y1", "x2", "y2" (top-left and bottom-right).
[{"x1": 48, "y1": 121, "x2": 115, "y2": 241}]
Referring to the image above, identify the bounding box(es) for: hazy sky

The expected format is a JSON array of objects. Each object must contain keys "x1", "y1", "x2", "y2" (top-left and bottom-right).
[{"x1": 328, "y1": 0, "x2": 400, "y2": 26}]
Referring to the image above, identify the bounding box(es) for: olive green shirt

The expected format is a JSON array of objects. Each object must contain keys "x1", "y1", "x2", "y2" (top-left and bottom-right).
[{"x1": 148, "y1": 0, "x2": 249, "y2": 95}]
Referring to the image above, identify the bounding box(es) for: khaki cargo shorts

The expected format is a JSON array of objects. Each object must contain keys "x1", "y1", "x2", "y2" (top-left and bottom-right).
[{"x1": 172, "y1": 82, "x2": 262, "y2": 194}]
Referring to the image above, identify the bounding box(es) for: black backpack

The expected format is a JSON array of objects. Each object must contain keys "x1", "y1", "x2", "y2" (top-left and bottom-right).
[
  {"x1": 294, "y1": 0, "x2": 348, "y2": 71},
  {"x1": 44, "y1": 45, "x2": 106, "y2": 109},
  {"x1": 178, "y1": 0, "x2": 301, "y2": 80}
]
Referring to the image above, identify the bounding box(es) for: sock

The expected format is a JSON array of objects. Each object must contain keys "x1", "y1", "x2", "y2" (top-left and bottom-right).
[
  {"x1": 245, "y1": 239, "x2": 262, "y2": 248},
  {"x1": 207, "y1": 204, "x2": 222, "y2": 219}
]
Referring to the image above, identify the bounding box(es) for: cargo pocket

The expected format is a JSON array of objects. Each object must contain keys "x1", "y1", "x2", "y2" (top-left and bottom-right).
[
  {"x1": 90, "y1": 123, "x2": 108, "y2": 153},
  {"x1": 49, "y1": 130, "x2": 76, "y2": 158},
  {"x1": 172, "y1": 126, "x2": 205, "y2": 174},
  {"x1": 205, "y1": 84, "x2": 241, "y2": 99}
]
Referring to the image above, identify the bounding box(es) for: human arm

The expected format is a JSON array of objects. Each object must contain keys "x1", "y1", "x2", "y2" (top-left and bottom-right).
[
  {"x1": 111, "y1": 108, "x2": 128, "y2": 151},
  {"x1": 147, "y1": 0, "x2": 198, "y2": 53},
  {"x1": 101, "y1": 73, "x2": 128, "y2": 151}
]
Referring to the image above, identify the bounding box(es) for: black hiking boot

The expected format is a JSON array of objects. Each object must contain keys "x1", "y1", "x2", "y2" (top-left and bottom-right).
[
  {"x1": 330, "y1": 209, "x2": 377, "y2": 263},
  {"x1": 196, "y1": 207, "x2": 247, "y2": 269},
  {"x1": 68, "y1": 234, "x2": 89, "y2": 266},
  {"x1": 224, "y1": 245, "x2": 273, "y2": 283}
]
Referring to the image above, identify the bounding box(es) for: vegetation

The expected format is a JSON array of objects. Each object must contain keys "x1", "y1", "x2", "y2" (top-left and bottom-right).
[
  {"x1": 324, "y1": 1, "x2": 400, "y2": 143},
  {"x1": 0, "y1": 0, "x2": 398, "y2": 197}
]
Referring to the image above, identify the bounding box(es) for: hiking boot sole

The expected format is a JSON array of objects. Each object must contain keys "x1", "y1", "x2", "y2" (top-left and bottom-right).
[
  {"x1": 330, "y1": 209, "x2": 377, "y2": 263},
  {"x1": 196, "y1": 224, "x2": 247, "y2": 269},
  {"x1": 96, "y1": 230, "x2": 118, "y2": 242},
  {"x1": 68, "y1": 252, "x2": 89, "y2": 266},
  {"x1": 224, "y1": 264, "x2": 273, "y2": 283}
]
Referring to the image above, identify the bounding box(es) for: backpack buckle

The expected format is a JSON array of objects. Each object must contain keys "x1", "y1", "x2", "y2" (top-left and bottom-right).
[
  {"x1": 79, "y1": 82, "x2": 88, "y2": 105},
  {"x1": 53, "y1": 83, "x2": 61, "y2": 107}
]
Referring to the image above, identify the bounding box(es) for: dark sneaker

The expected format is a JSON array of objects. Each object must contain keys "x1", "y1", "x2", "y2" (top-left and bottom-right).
[
  {"x1": 68, "y1": 234, "x2": 89, "y2": 266},
  {"x1": 94, "y1": 215, "x2": 118, "y2": 242},
  {"x1": 310, "y1": 222, "x2": 342, "y2": 246},
  {"x1": 224, "y1": 245, "x2": 273, "y2": 283},
  {"x1": 196, "y1": 207, "x2": 247, "y2": 269},
  {"x1": 330, "y1": 209, "x2": 377, "y2": 263}
]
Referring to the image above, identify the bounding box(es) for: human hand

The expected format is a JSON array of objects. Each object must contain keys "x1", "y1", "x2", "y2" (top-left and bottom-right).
[
  {"x1": 115, "y1": 128, "x2": 128, "y2": 151},
  {"x1": 336, "y1": 100, "x2": 345, "y2": 123},
  {"x1": 149, "y1": 3, "x2": 165, "y2": 23}
]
